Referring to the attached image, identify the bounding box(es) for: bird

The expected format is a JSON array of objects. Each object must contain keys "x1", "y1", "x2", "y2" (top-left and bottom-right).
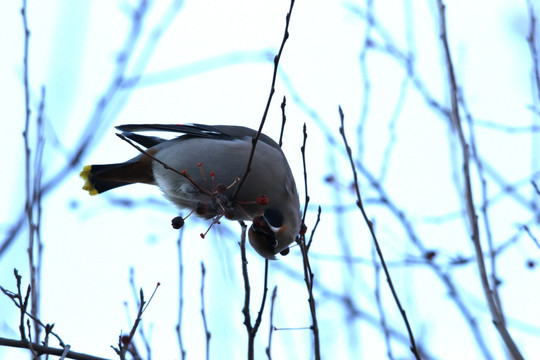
[{"x1": 80, "y1": 123, "x2": 302, "y2": 259}]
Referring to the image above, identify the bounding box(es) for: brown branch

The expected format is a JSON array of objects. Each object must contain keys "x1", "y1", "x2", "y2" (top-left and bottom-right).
[
  {"x1": 461, "y1": 93, "x2": 507, "y2": 326},
  {"x1": 300, "y1": 124, "x2": 310, "y2": 224},
  {"x1": 436, "y1": 2, "x2": 524, "y2": 359},
  {"x1": 200, "y1": 262, "x2": 211, "y2": 360},
  {"x1": 527, "y1": 0, "x2": 540, "y2": 105},
  {"x1": 372, "y1": 243, "x2": 395, "y2": 360},
  {"x1": 30, "y1": 86, "x2": 46, "y2": 345},
  {"x1": 279, "y1": 96, "x2": 287, "y2": 147},
  {"x1": 0, "y1": 337, "x2": 111, "y2": 360},
  {"x1": 296, "y1": 124, "x2": 321, "y2": 359},
  {"x1": 232, "y1": 0, "x2": 295, "y2": 201},
  {"x1": 113, "y1": 282, "x2": 159, "y2": 360},
  {"x1": 311, "y1": 111, "x2": 492, "y2": 355},
  {"x1": 265, "y1": 286, "x2": 277, "y2": 360},
  {"x1": 253, "y1": 260, "x2": 270, "y2": 336},
  {"x1": 20, "y1": 0, "x2": 43, "y2": 344},
  {"x1": 239, "y1": 221, "x2": 254, "y2": 359},
  {"x1": 176, "y1": 229, "x2": 187, "y2": 360},
  {"x1": 307, "y1": 206, "x2": 321, "y2": 251},
  {"x1": 339, "y1": 106, "x2": 421, "y2": 360},
  {"x1": 295, "y1": 234, "x2": 320, "y2": 359},
  {"x1": 238, "y1": 221, "x2": 270, "y2": 360},
  {"x1": 0, "y1": 271, "x2": 106, "y2": 359},
  {"x1": 1, "y1": 271, "x2": 67, "y2": 350},
  {"x1": 1, "y1": 0, "x2": 184, "y2": 257}
]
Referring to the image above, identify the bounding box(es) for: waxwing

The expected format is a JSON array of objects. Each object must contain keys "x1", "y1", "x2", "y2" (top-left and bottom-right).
[{"x1": 80, "y1": 124, "x2": 302, "y2": 259}]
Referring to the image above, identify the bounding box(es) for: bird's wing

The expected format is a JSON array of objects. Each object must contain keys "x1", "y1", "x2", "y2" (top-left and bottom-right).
[
  {"x1": 116, "y1": 123, "x2": 281, "y2": 150},
  {"x1": 116, "y1": 124, "x2": 234, "y2": 140}
]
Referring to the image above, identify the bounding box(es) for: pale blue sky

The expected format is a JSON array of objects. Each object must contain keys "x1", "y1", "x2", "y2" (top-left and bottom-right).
[{"x1": 1, "y1": 0, "x2": 539, "y2": 359}]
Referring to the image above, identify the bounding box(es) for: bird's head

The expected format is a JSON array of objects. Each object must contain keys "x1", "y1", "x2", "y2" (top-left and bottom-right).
[{"x1": 248, "y1": 208, "x2": 302, "y2": 260}]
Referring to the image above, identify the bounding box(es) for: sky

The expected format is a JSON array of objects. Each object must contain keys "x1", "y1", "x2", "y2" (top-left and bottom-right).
[{"x1": 1, "y1": 0, "x2": 539, "y2": 359}]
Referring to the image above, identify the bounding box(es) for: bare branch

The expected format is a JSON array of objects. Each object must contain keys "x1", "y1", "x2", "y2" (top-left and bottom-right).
[
  {"x1": 176, "y1": 229, "x2": 187, "y2": 360},
  {"x1": 265, "y1": 286, "x2": 277, "y2": 360},
  {"x1": 232, "y1": 0, "x2": 296, "y2": 201},
  {"x1": 0, "y1": 337, "x2": 111, "y2": 360},
  {"x1": 238, "y1": 222, "x2": 270, "y2": 360},
  {"x1": 339, "y1": 106, "x2": 421, "y2": 360},
  {"x1": 200, "y1": 262, "x2": 211, "y2": 360},
  {"x1": 296, "y1": 123, "x2": 320, "y2": 359},
  {"x1": 435, "y1": 1, "x2": 523, "y2": 358}
]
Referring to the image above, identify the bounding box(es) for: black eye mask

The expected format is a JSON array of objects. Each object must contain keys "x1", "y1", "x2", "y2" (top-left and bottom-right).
[
  {"x1": 262, "y1": 208, "x2": 284, "y2": 227},
  {"x1": 251, "y1": 216, "x2": 278, "y2": 251}
]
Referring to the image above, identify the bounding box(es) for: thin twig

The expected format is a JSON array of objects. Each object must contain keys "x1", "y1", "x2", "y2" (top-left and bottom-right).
[
  {"x1": 232, "y1": 0, "x2": 295, "y2": 201},
  {"x1": 2, "y1": 0, "x2": 184, "y2": 257},
  {"x1": 339, "y1": 106, "x2": 421, "y2": 359},
  {"x1": 461, "y1": 94, "x2": 506, "y2": 326},
  {"x1": 279, "y1": 96, "x2": 287, "y2": 147},
  {"x1": 238, "y1": 222, "x2": 271, "y2": 360},
  {"x1": 300, "y1": 124, "x2": 310, "y2": 224},
  {"x1": 296, "y1": 124, "x2": 320, "y2": 359},
  {"x1": 116, "y1": 133, "x2": 211, "y2": 196},
  {"x1": 0, "y1": 337, "x2": 111, "y2": 360},
  {"x1": 436, "y1": 1, "x2": 523, "y2": 358},
  {"x1": 307, "y1": 206, "x2": 321, "y2": 251},
  {"x1": 21, "y1": 0, "x2": 43, "y2": 344},
  {"x1": 176, "y1": 228, "x2": 187, "y2": 360},
  {"x1": 253, "y1": 259, "x2": 270, "y2": 335},
  {"x1": 114, "y1": 282, "x2": 159, "y2": 360},
  {"x1": 200, "y1": 262, "x2": 211, "y2": 360},
  {"x1": 239, "y1": 222, "x2": 254, "y2": 359},
  {"x1": 265, "y1": 286, "x2": 277, "y2": 360},
  {"x1": 296, "y1": 235, "x2": 320, "y2": 360},
  {"x1": 273, "y1": 262, "x2": 439, "y2": 360},
  {"x1": 13, "y1": 269, "x2": 31, "y2": 342},
  {"x1": 30, "y1": 86, "x2": 46, "y2": 344},
  {"x1": 0, "y1": 270, "x2": 76, "y2": 357},
  {"x1": 372, "y1": 242, "x2": 395, "y2": 360}
]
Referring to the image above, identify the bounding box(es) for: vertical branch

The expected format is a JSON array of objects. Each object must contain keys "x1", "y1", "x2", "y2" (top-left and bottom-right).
[
  {"x1": 296, "y1": 235, "x2": 320, "y2": 360},
  {"x1": 30, "y1": 86, "x2": 45, "y2": 345},
  {"x1": 1, "y1": 0, "x2": 184, "y2": 258},
  {"x1": 115, "y1": 282, "x2": 159, "y2": 360},
  {"x1": 232, "y1": 0, "x2": 295, "y2": 201},
  {"x1": 527, "y1": 0, "x2": 540, "y2": 105},
  {"x1": 356, "y1": 0, "x2": 374, "y2": 161},
  {"x1": 21, "y1": 0, "x2": 32, "y2": 333},
  {"x1": 252, "y1": 260, "x2": 270, "y2": 336},
  {"x1": 527, "y1": 0, "x2": 540, "y2": 219},
  {"x1": 239, "y1": 222, "x2": 270, "y2": 360},
  {"x1": 16, "y1": 269, "x2": 31, "y2": 342},
  {"x1": 200, "y1": 262, "x2": 211, "y2": 360},
  {"x1": 239, "y1": 221, "x2": 254, "y2": 360},
  {"x1": 21, "y1": 0, "x2": 45, "y2": 344},
  {"x1": 435, "y1": 1, "x2": 523, "y2": 359},
  {"x1": 372, "y1": 243, "x2": 394, "y2": 360},
  {"x1": 300, "y1": 124, "x2": 310, "y2": 222},
  {"x1": 307, "y1": 206, "x2": 321, "y2": 251},
  {"x1": 265, "y1": 286, "x2": 277, "y2": 360},
  {"x1": 296, "y1": 124, "x2": 321, "y2": 359},
  {"x1": 279, "y1": 96, "x2": 287, "y2": 147},
  {"x1": 339, "y1": 106, "x2": 420, "y2": 360},
  {"x1": 461, "y1": 98, "x2": 505, "y2": 325},
  {"x1": 176, "y1": 229, "x2": 186, "y2": 360}
]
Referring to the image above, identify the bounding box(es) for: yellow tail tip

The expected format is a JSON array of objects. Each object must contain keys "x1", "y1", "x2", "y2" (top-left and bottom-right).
[{"x1": 80, "y1": 165, "x2": 99, "y2": 196}]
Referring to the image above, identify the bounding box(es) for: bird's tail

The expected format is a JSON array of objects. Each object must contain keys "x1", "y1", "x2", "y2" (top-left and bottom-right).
[{"x1": 80, "y1": 160, "x2": 155, "y2": 195}]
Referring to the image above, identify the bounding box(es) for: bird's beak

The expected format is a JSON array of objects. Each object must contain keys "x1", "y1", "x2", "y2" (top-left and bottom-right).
[{"x1": 248, "y1": 216, "x2": 279, "y2": 260}]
